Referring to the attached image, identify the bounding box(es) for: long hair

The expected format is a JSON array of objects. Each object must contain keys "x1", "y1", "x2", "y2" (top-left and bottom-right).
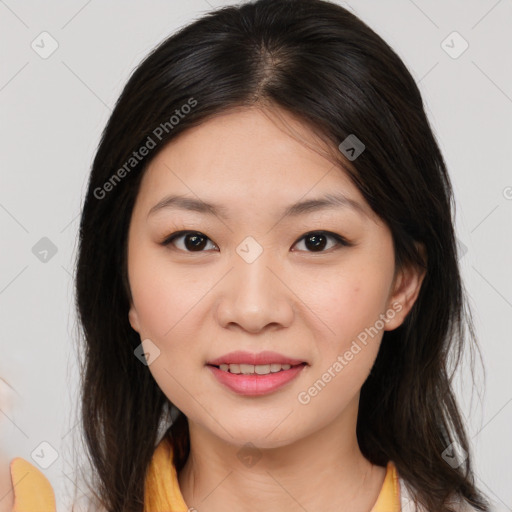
[{"x1": 74, "y1": 0, "x2": 490, "y2": 510}]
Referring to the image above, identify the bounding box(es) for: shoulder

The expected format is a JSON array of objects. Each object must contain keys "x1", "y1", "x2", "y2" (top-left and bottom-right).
[
  {"x1": 399, "y1": 476, "x2": 481, "y2": 512},
  {"x1": 6, "y1": 457, "x2": 56, "y2": 511}
]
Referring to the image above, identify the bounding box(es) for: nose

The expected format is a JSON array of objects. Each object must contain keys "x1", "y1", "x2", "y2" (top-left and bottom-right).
[{"x1": 215, "y1": 250, "x2": 294, "y2": 334}]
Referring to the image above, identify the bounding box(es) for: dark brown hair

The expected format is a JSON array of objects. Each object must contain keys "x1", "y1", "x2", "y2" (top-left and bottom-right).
[{"x1": 75, "y1": 0, "x2": 490, "y2": 510}]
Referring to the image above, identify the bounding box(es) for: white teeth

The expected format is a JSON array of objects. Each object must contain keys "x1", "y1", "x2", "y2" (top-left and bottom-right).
[
  {"x1": 217, "y1": 363, "x2": 295, "y2": 375},
  {"x1": 255, "y1": 364, "x2": 270, "y2": 375},
  {"x1": 240, "y1": 364, "x2": 254, "y2": 374}
]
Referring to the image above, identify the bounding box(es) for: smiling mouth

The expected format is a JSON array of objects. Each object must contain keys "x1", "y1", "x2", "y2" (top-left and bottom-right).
[{"x1": 207, "y1": 362, "x2": 306, "y2": 375}]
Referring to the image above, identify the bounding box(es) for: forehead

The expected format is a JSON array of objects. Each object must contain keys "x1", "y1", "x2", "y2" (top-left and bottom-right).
[{"x1": 133, "y1": 106, "x2": 376, "y2": 223}]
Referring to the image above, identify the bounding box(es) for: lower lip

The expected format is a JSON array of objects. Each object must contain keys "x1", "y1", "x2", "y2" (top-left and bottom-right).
[{"x1": 207, "y1": 364, "x2": 306, "y2": 396}]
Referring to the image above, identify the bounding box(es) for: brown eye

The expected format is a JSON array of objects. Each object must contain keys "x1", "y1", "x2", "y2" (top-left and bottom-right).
[
  {"x1": 292, "y1": 231, "x2": 351, "y2": 252},
  {"x1": 162, "y1": 231, "x2": 217, "y2": 252},
  {"x1": 161, "y1": 229, "x2": 351, "y2": 254}
]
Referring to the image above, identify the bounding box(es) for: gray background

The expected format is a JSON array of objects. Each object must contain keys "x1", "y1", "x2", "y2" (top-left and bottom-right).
[{"x1": 0, "y1": 0, "x2": 511, "y2": 510}]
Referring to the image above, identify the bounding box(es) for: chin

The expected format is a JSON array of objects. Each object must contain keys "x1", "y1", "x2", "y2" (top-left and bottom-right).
[{"x1": 212, "y1": 424, "x2": 303, "y2": 451}]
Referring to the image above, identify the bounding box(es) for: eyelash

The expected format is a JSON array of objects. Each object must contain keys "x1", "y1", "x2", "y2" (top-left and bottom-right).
[{"x1": 160, "y1": 230, "x2": 353, "y2": 253}]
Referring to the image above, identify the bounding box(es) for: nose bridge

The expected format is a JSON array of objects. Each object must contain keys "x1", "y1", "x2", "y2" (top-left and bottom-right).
[
  {"x1": 233, "y1": 241, "x2": 280, "y2": 306},
  {"x1": 216, "y1": 238, "x2": 293, "y2": 332}
]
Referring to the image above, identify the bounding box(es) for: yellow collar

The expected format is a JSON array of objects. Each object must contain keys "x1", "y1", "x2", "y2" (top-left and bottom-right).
[{"x1": 10, "y1": 437, "x2": 401, "y2": 511}]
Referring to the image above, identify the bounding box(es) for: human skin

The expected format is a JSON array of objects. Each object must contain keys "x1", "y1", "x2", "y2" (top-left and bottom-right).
[
  {"x1": 0, "y1": 451, "x2": 14, "y2": 512},
  {"x1": 127, "y1": 106, "x2": 425, "y2": 512}
]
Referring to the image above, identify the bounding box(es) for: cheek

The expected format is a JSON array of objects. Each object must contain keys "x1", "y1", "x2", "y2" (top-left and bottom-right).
[
  {"x1": 299, "y1": 272, "x2": 391, "y2": 414},
  {"x1": 128, "y1": 244, "x2": 205, "y2": 341},
  {"x1": 128, "y1": 248, "x2": 209, "y2": 407},
  {"x1": 314, "y1": 270, "x2": 393, "y2": 339},
  {"x1": 304, "y1": 249, "x2": 395, "y2": 376}
]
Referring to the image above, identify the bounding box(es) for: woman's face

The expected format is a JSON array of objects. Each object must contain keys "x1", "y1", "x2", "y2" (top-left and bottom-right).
[{"x1": 127, "y1": 107, "x2": 423, "y2": 448}]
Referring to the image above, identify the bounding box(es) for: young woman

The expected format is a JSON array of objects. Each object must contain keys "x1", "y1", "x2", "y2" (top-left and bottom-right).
[{"x1": 7, "y1": 0, "x2": 491, "y2": 510}]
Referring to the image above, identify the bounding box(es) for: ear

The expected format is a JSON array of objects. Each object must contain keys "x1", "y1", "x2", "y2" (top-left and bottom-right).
[
  {"x1": 128, "y1": 303, "x2": 141, "y2": 333},
  {"x1": 384, "y1": 248, "x2": 426, "y2": 331}
]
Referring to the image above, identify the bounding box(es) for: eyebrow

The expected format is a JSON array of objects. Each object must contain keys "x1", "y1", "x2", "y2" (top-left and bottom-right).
[{"x1": 147, "y1": 193, "x2": 369, "y2": 221}]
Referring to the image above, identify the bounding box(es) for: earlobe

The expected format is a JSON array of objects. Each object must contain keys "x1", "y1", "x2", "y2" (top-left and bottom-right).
[
  {"x1": 384, "y1": 262, "x2": 426, "y2": 331},
  {"x1": 128, "y1": 305, "x2": 140, "y2": 333}
]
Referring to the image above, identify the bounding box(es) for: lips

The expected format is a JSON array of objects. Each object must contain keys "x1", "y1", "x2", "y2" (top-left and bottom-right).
[
  {"x1": 207, "y1": 361, "x2": 307, "y2": 396},
  {"x1": 206, "y1": 350, "x2": 306, "y2": 367}
]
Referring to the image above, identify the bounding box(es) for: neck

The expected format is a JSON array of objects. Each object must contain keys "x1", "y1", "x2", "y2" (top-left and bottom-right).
[{"x1": 177, "y1": 398, "x2": 387, "y2": 512}]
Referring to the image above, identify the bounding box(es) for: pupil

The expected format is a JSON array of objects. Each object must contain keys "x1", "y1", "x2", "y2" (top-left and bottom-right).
[
  {"x1": 306, "y1": 233, "x2": 326, "y2": 251},
  {"x1": 185, "y1": 233, "x2": 207, "y2": 251}
]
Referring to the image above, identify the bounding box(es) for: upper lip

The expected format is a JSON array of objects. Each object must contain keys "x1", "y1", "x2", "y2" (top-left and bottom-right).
[{"x1": 207, "y1": 351, "x2": 306, "y2": 366}]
